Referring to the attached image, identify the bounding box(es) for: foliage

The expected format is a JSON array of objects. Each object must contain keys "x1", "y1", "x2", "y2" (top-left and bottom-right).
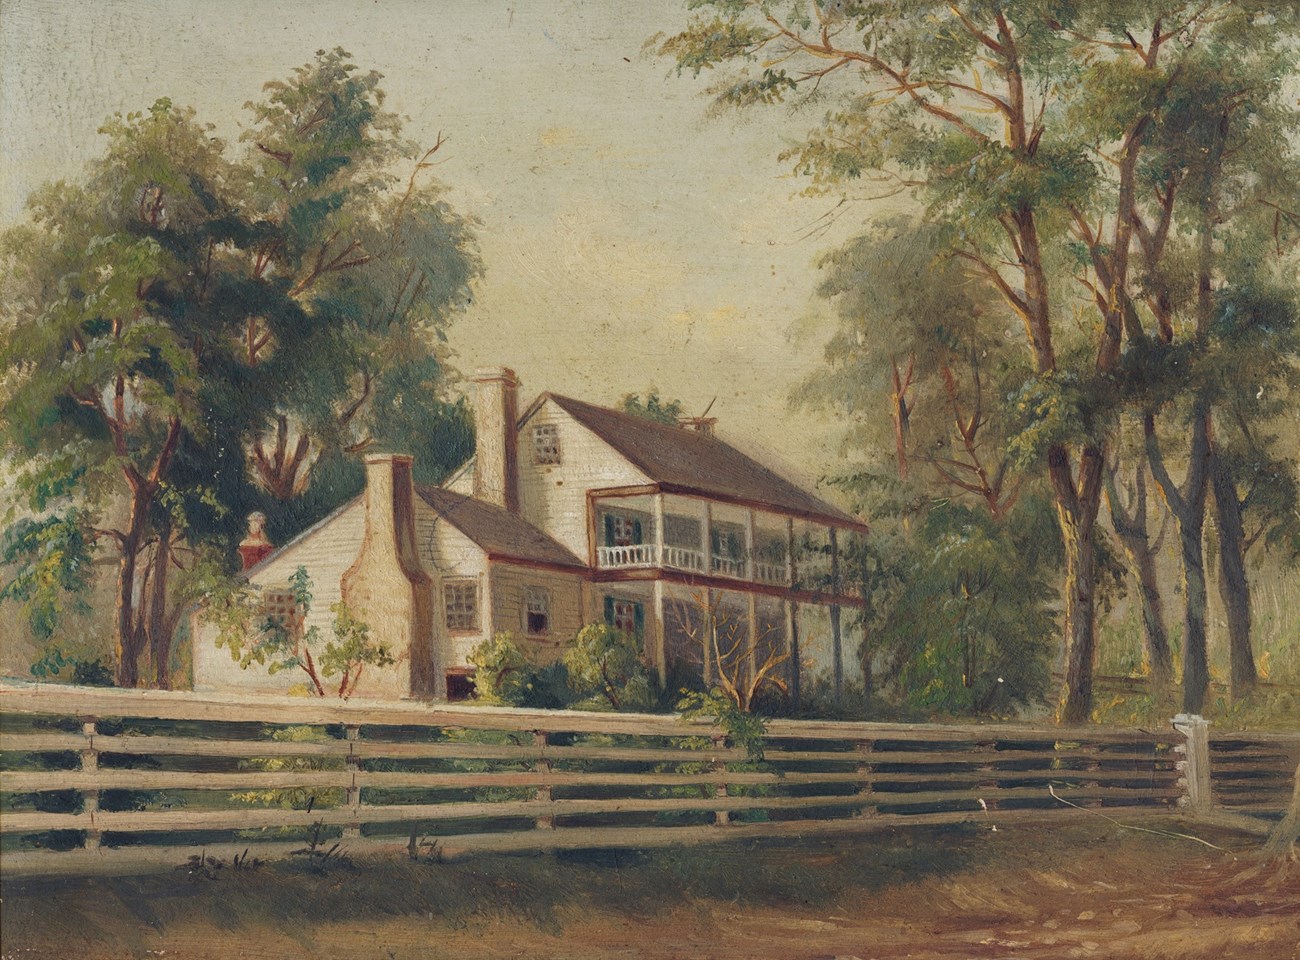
[
  {"x1": 849, "y1": 492, "x2": 1058, "y2": 718},
  {"x1": 28, "y1": 645, "x2": 115, "y2": 687},
  {"x1": 467, "y1": 632, "x2": 532, "y2": 706},
  {"x1": 620, "y1": 391, "x2": 685, "y2": 426},
  {"x1": 233, "y1": 725, "x2": 347, "y2": 811},
  {"x1": 676, "y1": 688, "x2": 768, "y2": 763},
  {"x1": 209, "y1": 566, "x2": 392, "y2": 698},
  {"x1": 0, "y1": 48, "x2": 479, "y2": 688},
  {"x1": 563, "y1": 623, "x2": 654, "y2": 711}
]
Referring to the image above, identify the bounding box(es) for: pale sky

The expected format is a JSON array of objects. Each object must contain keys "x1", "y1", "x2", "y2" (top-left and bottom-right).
[{"x1": 0, "y1": 0, "x2": 889, "y2": 492}]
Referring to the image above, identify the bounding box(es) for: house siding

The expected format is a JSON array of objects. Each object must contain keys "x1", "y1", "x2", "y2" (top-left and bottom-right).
[
  {"x1": 194, "y1": 500, "x2": 416, "y2": 699},
  {"x1": 517, "y1": 399, "x2": 650, "y2": 561},
  {"x1": 489, "y1": 564, "x2": 586, "y2": 664}
]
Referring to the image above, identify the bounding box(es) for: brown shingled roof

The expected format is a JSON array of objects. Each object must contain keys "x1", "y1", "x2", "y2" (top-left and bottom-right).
[
  {"x1": 539, "y1": 394, "x2": 867, "y2": 531},
  {"x1": 416, "y1": 486, "x2": 587, "y2": 571}
]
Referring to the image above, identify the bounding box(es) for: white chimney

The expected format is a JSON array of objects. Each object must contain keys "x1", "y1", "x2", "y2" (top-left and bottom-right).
[
  {"x1": 340, "y1": 454, "x2": 440, "y2": 698},
  {"x1": 471, "y1": 367, "x2": 520, "y2": 512}
]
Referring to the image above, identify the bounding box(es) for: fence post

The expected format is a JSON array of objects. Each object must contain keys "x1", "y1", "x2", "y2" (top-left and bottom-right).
[
  {"x1": 80, "y1": 719, "x2": 100, "y2": 850},
  {"x1": 343, "y1": 724, "x2": 361, "y2": 839},
  {"x1": 533, "y1": 730, "x2": 554, "y2": 830},
  {"x1": 711, "y1": 734, "x2": 730, "y2": 826},
  {"x1": 856, "y1": 739, "x2": 875, "y2": 817},
  {"x1": 1172, "y1": 714, "x2": 1212, "y2": 813}
]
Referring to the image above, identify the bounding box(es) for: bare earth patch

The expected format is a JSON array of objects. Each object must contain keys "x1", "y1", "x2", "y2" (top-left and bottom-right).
[{"x1": 3, "y1": 821, "x2": 1297, "y2": 959}]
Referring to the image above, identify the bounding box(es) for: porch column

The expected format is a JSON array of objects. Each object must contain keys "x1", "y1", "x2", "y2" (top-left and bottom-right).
[
  {"x1": 744, "y1": 508, "x2": 756, "y2": 581},
  {"x1": 702, "y1": 587, "x2": 715, "y2": 684},
  {"x1": 786, "y1": 518, "x2": 801, "y2": 711},
  {"x1": 829, "y1": 526, "x2": 843, "y2": 705},
  {"x1": 701, "y1": 500, "x2": 713, "y2": 575},
  {"x1": 747, "y1": 590, "x2": 759, "y2": 690},
  {"x1": 652, "y1": 579, "x2": 668, "y2": 686},
  {"x1": 653, "y1": 492, "x2": 666, "y2": 567}
]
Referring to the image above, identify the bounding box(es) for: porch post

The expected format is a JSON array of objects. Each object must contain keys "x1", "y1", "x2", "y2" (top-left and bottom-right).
[
  {"x1": 829, "y1": 526, "x2": 843, "y2": 705},
  {"x1": 744, "y1": 508, "x2": 756, "y2": 581},
  {"x1": 702, "y1": 501, "x2": 713, "y2": 575},
  {"x1": 787, "y1": 517, "x2": 801, "y2": 711},
  {"x1": 653, "y1": 492, "x2": 666, "y2": 567},
  {"x1": 652, "y1": 579, "x2": 668, "y2": 686}
]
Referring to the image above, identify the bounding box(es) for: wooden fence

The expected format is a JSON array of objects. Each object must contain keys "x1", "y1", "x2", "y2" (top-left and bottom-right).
[{"x1": 1, "y1": 681, "x2": 1294, "y2": 877}]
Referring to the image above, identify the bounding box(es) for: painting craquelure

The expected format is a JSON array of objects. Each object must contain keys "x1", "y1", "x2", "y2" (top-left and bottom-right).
[{"x1": 1, "y1": 2, "x2": 1298, "y2": 957}]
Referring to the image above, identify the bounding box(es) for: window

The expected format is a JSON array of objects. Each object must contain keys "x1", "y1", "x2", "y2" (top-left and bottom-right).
[
  {"x1": 262, "y1": 590, "x2": 298, "y2": 629},
  {"x1": 444, "y1": 580, "x2": 479, "y2": 632},
  {"x1": 532, "y1": 423, "x2": 561, "y2": 465},
  {"x1": 603, "y1": 596, "x2": 644, "y2": 637},
  {"x1": 603, "y1": 512, "x2": 644, "y2": 547},
  {"x1": 525, "y1": 586, "x2": 550, "y2": 635}
]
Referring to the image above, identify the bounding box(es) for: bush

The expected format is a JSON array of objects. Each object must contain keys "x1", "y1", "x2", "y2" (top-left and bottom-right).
[
  {"x1": 563, "y1": 624, "x2": 654, "y2": 711},
  {"x1": 467, "y1": 633, "x2": 531, "y2": 705}
]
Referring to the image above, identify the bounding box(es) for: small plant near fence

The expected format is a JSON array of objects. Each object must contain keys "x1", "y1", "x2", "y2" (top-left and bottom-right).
[{"x1": 208, "y1": 566, "x2": 392, "y2": 699}]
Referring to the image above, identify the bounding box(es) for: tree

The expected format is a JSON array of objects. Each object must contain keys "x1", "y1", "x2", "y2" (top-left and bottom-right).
[
  {"x1": 209, "y1": 566, "x2": 393, "y2": 698},
  {"x1": 234, "y1": 49, "x2": 479, "y2": 505},
  {"x1": 620, "y1": 391, "x2": 686, "y2": 426},
  {"x1": 659, "y1": 2, "x2": 1292, "y2": 721},
  {"x1": 0, "y1": 101, "x2": 225, "y2": 687},
  {"x1": 563, "y1": 623, "x2": 654, "y2": 710},
  {"x1": 0, "y1": 50, "x2": 480, "y2": 687},
  {"x1": 665, "y1": 588, "x2": 789, "y2": 712}
]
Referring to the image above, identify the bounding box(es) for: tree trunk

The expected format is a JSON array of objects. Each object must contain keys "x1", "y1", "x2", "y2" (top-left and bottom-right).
[
  {"x1": 1262, "y1": 761, "x2": 1300, "y2": 860},
  {"x1": 1177, "y1": 499, "x2": 1210, "y2": 715},
  {"x1": 1105, "y1": 460, "x2": 1173, "y2": 687},
  {"x1": 1210, "y1": 445, "x2": 1257, "y2": 698},
  {"x1": 146, "y1": 522, "x2": 173, "y2": 690},
  {"x1": 1053, "y1": 449, "x2": 1102, "y2": 725},
  {"x1": 113, "y1": 494, "x2": 149, "y2": 688}
]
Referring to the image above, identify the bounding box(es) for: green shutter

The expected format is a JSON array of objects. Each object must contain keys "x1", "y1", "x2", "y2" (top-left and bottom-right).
[
  {"x1": 604, "y1": 513, "x2": 615, "y2": 547},
  {"x1": 632, "y1": 518, "x2": 643, "y2": 544},
  {"x1": 603, "y1": 595, "x2": 615, "y2": 626},
  {"x1": 633, "y1": 602, "x2": 644, "y2": 638}
]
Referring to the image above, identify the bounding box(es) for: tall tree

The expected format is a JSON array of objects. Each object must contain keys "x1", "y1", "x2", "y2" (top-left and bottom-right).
[
  {"x1": 0, "y1": 51, "x2": 480, "y2": 687},
  {"x1": 660, "y1": 1, "x2": 1246, "y2": 721},
  {"x1": 0, "y1": 101, "x2": 229, "y2": 686}
]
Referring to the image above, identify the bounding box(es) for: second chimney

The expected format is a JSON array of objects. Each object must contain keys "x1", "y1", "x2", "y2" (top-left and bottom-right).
[{"x1": 472, "y1": 367, "x2": 520, "y2": 512}]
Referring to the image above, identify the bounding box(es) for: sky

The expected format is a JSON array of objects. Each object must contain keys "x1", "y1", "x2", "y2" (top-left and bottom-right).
[{"x1": 0, "y1": 0, "x2": 892, "y2": 491}]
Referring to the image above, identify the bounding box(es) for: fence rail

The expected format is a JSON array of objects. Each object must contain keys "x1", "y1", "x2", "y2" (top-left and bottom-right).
[{"x1": 1, "y1": 680, "x2": 1295, "y2": 877}]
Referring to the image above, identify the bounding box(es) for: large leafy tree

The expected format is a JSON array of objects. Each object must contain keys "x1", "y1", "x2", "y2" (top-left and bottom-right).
[
  {"x1": 660, "y1": 1, "x2": 1294, "y2": 721},
  {"x1": 0, "y1": 50, "x2": 479, "y2": 687}
]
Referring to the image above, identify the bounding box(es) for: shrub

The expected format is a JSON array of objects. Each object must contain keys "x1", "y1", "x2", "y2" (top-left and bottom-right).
[
  {"x1": 467, "y1": 632, "x2": 531, "y2": 705},
  {"x1": 563, "y1": 623, "x2": 654, "y2": 711}
]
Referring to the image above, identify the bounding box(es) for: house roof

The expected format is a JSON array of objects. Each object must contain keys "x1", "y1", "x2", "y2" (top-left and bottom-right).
[
  {"x1": 416, "y1": 486, "x2": 587, "y2": 571},
  {"x1": 537, "y1": 394, "x2": 867, "y2": 531}
]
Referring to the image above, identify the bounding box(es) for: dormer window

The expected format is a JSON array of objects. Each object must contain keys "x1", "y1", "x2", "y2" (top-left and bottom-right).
[{"x1": 532, "y1": 423, "x2": 561, "y2": 465}]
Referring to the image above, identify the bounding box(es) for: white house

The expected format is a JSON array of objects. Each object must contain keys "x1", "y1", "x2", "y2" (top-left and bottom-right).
[{"x1": 192, "y1": 368, "x2": 868, "y2": 700}]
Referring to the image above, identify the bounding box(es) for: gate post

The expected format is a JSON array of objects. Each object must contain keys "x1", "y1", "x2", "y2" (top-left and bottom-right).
[
  {"x1": 1172, "y1": 714, "x2": 1211, "y2": 813},
  {"x1": 80, "y1": 719, "x2": 100, "y2": 850}
]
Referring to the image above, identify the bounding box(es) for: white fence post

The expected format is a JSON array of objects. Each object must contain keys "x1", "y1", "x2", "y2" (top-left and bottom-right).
[{"x1": 1172, "y1": 714, "x2": 1212, "y2": 813}]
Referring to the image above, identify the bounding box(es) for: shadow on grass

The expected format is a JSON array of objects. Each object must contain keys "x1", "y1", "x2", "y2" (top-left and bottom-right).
[{"x1": 2, "y1": 823, "x2": 997, "y2": 948}]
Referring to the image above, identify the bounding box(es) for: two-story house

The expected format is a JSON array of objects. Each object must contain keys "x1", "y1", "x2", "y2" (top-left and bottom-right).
[{"x1": 192, "y1": 368, "x2": 867, "y2": 701}]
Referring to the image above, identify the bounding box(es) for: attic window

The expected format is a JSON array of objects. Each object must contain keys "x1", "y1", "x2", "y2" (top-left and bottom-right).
[
  {"x1": 532, "y1": 423, "x2": 561, "y2": 465},
  {"x1": 444, "y1": 580, "x2": 480, "y2": 633},
  {"x1": 525, "y1": 586, "x2": 550, "y2": 636}
]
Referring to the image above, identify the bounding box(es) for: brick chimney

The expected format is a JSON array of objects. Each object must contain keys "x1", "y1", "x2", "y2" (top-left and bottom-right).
[
  {"x1": 238, "y1": 512, "x2": 273, "y2": 570},
  {"x1": 471, "y1": 367, "x2": 520, "y2": 512},
  {"x1": 340, "y1": 455, "x2": 440, "y2": 698}
]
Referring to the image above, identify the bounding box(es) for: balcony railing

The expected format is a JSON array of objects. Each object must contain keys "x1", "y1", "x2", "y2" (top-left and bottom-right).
[
  {"x1": 710, "y1": 555, "x2": 747, "y2": 578},
  {"x1": 664, "y1": 545, "x2": 705, "y2": 572},
  {"x1": 754, "y1": 560, "x2": 788, "y2": 585},
  {"x1": 597, "y1": 544, "x2": 655, "y2": 568}
]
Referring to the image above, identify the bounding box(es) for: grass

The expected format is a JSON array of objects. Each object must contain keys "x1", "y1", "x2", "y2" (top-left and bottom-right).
[{"x1": 3, "y1": 820, "x2": 1297, "y2": 960}]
